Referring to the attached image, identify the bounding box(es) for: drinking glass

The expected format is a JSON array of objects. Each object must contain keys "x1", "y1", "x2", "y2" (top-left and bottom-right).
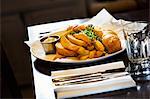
[{"x1": 123, "y1": 22, "x2": 150, "y2": 75}]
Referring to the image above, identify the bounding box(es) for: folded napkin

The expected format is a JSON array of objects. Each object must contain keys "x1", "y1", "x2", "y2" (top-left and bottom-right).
[{"x1": 51, "y1": 61, "x2": 136, "y2": 98}]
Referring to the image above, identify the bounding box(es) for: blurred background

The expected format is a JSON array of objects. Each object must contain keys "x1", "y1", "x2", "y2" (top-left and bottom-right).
[{"x1": 1, "y1": 0, "x2": 149, "y2": 98}]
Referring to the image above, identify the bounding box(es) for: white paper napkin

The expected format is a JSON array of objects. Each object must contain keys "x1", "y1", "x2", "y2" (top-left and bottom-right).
[
  {"x1": 52, "y1": 61, "x2": 136, "y2": 98},
  {"x1": 84, "y1": 8, "x2": 117, "y2": 26}
]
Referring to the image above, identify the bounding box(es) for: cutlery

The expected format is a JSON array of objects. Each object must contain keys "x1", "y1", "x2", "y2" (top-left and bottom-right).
[
  {"x1": 53, "y1": 72, "x2": 129, "y2": 86},
  {"x1": 39, "y1": 31, "x2": 51, "y2": 34},
  {"x1": 52, "y1": 68, "x2": 125, "y2": 82},
  {"x1": 39, "y1": 31, "x2": 51, "y2": 38}
]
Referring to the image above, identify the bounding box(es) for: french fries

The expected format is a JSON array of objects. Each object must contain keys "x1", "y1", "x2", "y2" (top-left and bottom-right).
[
  {"x1": 94, "y1": 40, "x2": 105, "y2": 51},
  {"x1": 67, "y1": 34, "x2": 87, "y2": 47},
  {"x1": 87, "y1": 45, "x2": 94, "y2": 51},
  {"x1": 95, "y1": 51, "x2": 103, "y2": 58},
  {"x1": 54, "y1": 53, "x2": 65, "y2": 60},
  {"x1": 73, "y1": 33, "x2": 91, "y2": 45},
  {"x1": 79, "y1": 55, "x2": 89, "y2": 60},
  {"x1": 60, "y1": 36, "x2": 79, "y2": 51},
  {"x1": 89, "y1": 50, "x2": 96, "y2": 59},
  {"x1": 77, "y1": 47, "x2": 89, "y2": 55},
  {"x1": 55, "y1": 42, "x2": 77, "y2": 56}
]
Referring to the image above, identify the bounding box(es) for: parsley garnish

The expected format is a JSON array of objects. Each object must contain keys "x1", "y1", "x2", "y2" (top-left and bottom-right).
[{"x1": 82, "y1": 25, "x2": 97, "y2": 39}]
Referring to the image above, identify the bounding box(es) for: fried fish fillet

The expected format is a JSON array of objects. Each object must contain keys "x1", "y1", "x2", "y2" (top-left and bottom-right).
[
  {"x1": 102, "y1": 30, "x2": 118, "y2": 38},
  {"x1": 102, "y1": 33, "x2": 121, "y2": 53},
  {"x1": 95, "y1": 30, "x2": 122, "y2": 54}
]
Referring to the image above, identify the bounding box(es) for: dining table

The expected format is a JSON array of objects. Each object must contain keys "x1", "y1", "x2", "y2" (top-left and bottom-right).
[{"x1": 27, "y1": 9, "x2": 150, "y2": 99}]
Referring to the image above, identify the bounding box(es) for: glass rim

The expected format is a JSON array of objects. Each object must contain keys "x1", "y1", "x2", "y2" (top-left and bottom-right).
[{"x1": 122, "y1": 21, "x2": 149, "y2": 31}]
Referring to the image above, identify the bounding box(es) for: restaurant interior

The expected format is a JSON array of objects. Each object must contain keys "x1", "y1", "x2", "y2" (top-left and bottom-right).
[{"x1": 1, "y1": 0, "x2": 149, "y2": 98}]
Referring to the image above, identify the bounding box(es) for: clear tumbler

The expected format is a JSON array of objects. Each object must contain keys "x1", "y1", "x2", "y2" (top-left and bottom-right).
[{"x1": 123, "y1": 22, "x2": 150, "y2": 75}]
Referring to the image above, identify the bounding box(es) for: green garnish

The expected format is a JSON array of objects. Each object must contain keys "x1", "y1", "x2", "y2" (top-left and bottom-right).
[
  {"x1": 82, "y1": 25, "x2": 97, "y2": 39},
  {"x1": 83, "y1": 29, "x2": 97, "y2": 39},
  {"x1": 69, "y1": 24, "x2": 98, "y2": 39}
]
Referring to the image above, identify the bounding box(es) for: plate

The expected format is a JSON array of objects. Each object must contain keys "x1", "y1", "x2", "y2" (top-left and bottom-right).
[{"x1": 30, "y1": 29, "x2": 126, "y2": 64}]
